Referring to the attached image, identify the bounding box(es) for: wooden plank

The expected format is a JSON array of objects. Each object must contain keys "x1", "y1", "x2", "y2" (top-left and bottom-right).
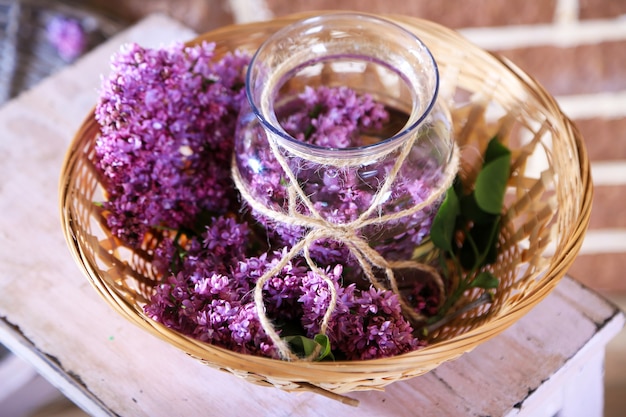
[{"x1": 0, "y1": 13, "x2": 623, "y2": 417}]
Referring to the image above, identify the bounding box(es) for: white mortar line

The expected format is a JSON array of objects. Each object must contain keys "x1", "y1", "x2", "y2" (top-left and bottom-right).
[
  {"x1": 556, "y1": 92, "x2": 625, "y2": 190},
  {"x1": 227, "y1": 0, "x2": 274, "y2": 24},
  {"x1": 554, "y1": 0, "x2": 579, "y2": 24},
  {"x1": 557, "y1": 91, "x2": 626, "y2": 120},
  {"x1": 591, "y1": 161, "x2": 626, "y2": 186},
  {"x1": 460, "y1": 17, "x2": 626, "y2": 50},
  {"x1": 578, "y1": 229, "x2": 626, "y2": 255}
]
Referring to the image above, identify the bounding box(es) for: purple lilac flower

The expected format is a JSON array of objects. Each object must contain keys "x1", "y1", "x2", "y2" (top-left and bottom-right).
[
  {"x1": 365, "y1": 153, "x2": 444, "y2": 260},
  {"x1": 47, "y1": 16, "x2": 87, "y2": 61},
  {"x1": 298, "y1": 265, "x2": 421, "y2": 360},
  {"x1": 280, "y1": 85, "x2": 389, "y2": 148},
  {"x1": 146, "y1": 224, "x2": 313, "y2": 358},
  {"x1": 95, "y1": 42, "x2": 250, "y2": 246},
  {"x1": 145, "y1": 218, "x2": 428, "y2": 359},
  {"x1": 202, "y1": 216, "x2": 249, "y2": 262},
  {"x1": 146, "y1": 217, "x2": 271, "y2": 357},
  {"x1": 409, "y1": 278, "x2": 441, "y2": 317}
]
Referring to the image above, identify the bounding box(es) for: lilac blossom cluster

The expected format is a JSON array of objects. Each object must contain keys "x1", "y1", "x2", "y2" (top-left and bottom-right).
[
  {"x1": 95, "y1": 42, "x2": 250, "y2": 246},
  {"x1": 145, "y1": 216, "x2": 422, "y2": 360},
  {"x1": 95, "y1": 43, "x2": 440, "y2": 361},
  {"x1": 47, "y1": 16, "x2": 87, "y2": 61},
  {"x1": 279, "y1": 85, "x2": 389, "y2": 148}
]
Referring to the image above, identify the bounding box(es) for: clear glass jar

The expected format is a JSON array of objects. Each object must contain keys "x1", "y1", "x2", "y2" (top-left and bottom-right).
[{"x1": 233, "y1": 13, "x2": 455, "y2": 271}]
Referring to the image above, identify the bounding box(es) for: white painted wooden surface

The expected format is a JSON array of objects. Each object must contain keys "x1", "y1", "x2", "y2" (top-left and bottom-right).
[{"x1": 0, "y1": 14, "x2": 623, "y2": 417}]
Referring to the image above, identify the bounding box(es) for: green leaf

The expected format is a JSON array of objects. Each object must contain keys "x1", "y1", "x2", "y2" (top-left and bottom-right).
[
  {"x1": 313, "y1": 334, "x2": 334, "y2": 360},
  {"x1": 484, "y1": 136, "x2": 510, "y2": 164},
  {"x1": 474, "y1": 155, "x2": 510, "y2": 214},
  {"x1": 470, "y1": 271, "x2": 499, "y2": 289},
  {"x1": 460, "y1": 193, "x2": 497, "y2": 225},
  {"x1": 284, "y1": 335, "x2": 317, "y2": 357},
  {"x1": 431, "y1": 188, "x2": 461, "y2": 252},
  {"x1": 284, "y1": 334, "x2": 334, "y2": 361}
]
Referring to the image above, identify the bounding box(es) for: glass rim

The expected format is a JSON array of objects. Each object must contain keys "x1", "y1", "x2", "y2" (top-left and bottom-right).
[{"x1": 245, "y1": 12, "x2": 441, "y2": 156}]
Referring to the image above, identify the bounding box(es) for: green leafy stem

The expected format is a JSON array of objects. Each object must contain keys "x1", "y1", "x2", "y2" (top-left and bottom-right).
[{"x1": 428, "y1": 136, "x2": 512, "y2": 328}]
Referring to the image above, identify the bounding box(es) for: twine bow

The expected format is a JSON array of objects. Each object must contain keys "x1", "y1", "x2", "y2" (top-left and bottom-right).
[{"x1": 232, "y1": 127, "x2": 460, "y2": 361}]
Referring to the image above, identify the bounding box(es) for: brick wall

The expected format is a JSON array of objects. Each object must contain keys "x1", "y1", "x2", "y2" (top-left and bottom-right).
[{"x1": 95, "y1": 0, "x2": 626, "y2": 293}]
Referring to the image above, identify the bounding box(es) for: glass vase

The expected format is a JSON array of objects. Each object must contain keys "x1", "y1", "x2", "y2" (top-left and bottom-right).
[{"x1": 233, "y1": 13, "x2": 456, "y2": 283}]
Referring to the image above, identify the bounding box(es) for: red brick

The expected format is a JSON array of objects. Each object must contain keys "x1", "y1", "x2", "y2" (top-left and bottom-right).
[
  {"x1": 569, "y1": 253, "x2": 626, "y2": 292},
  {"x1": 263, "y1": 0, "x2": 557, "y2": 28},
  {"x1": 497, "y1": 40, "x2": 626, "y2": 96},
  {"x1": 575, "y1": 117, "x2": 626, "y2": 161},
  {"x1": 580, "y1": 0, "x2": 626, "y2": 20},
  {"x1": 86, "y1": 0, "x2": 234, "y2": 32},
  {"x1": 587, "y1": 185, "x2": 626, "y2": 229}
]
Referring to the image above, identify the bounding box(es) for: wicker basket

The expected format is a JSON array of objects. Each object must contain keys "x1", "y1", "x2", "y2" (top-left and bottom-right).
[{"x1": 59, "y1": 12, "x2": 592, "y2": 405}]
